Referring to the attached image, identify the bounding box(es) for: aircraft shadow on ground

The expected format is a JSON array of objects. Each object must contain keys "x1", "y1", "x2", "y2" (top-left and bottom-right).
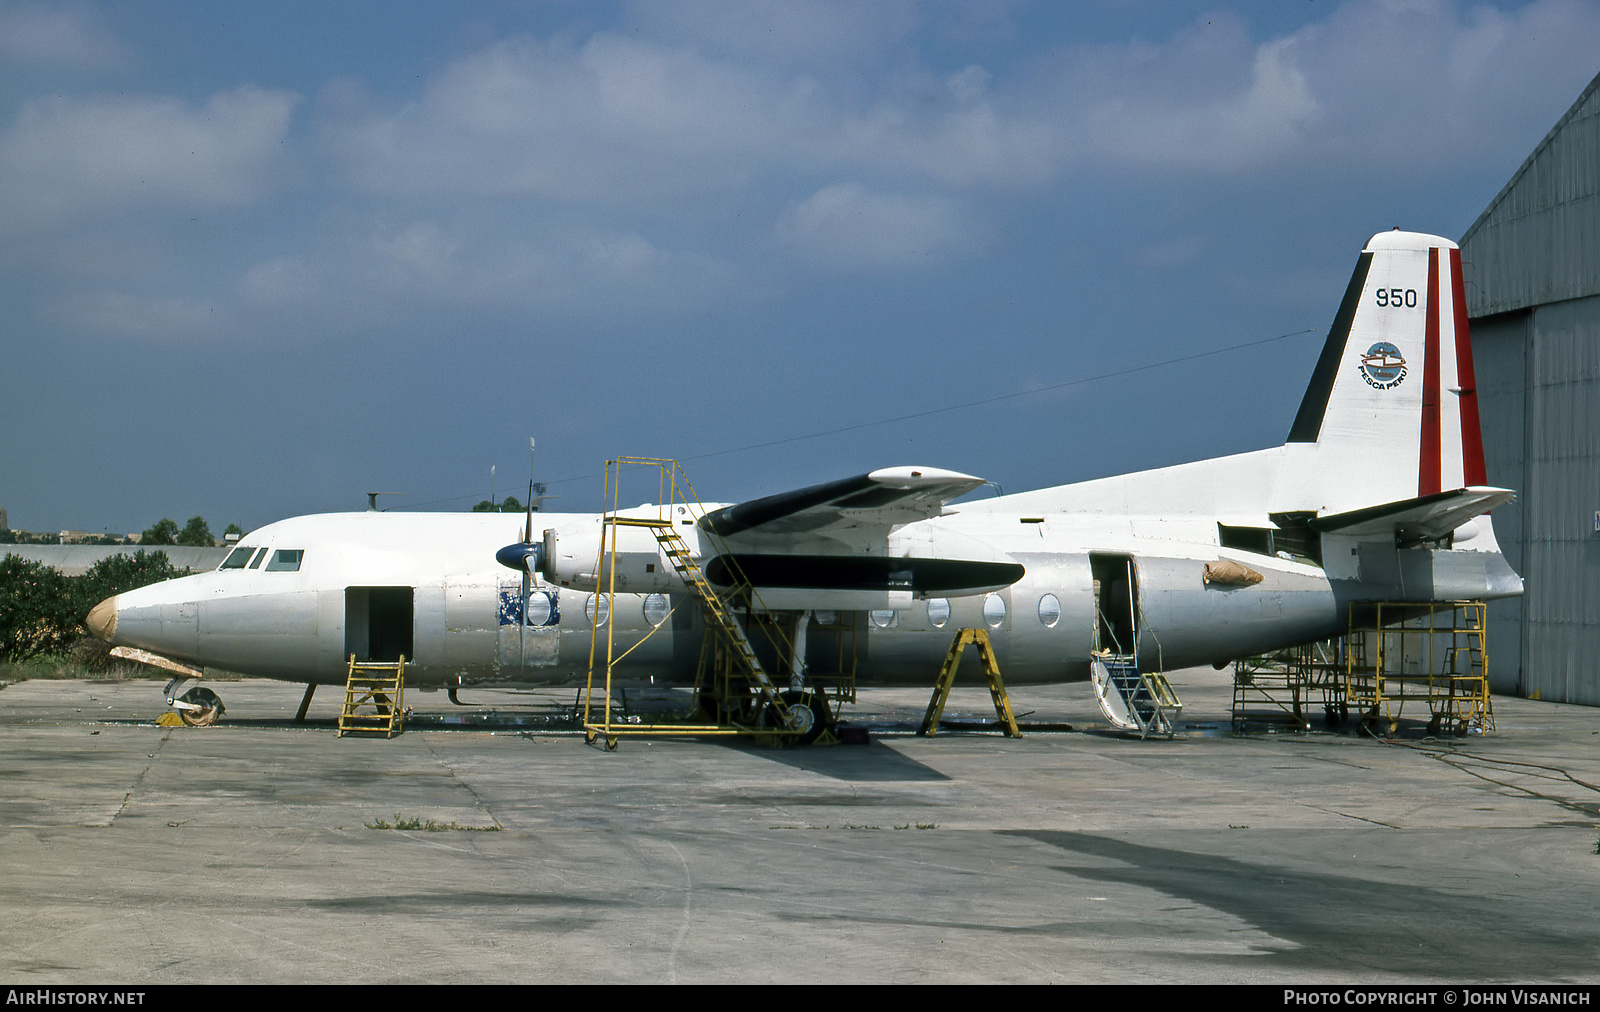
[
  {"x1": 1007, "y1": 829, "x2": 1599, "y2": 977},
  {"x1": 720, "y1": 739, "x2": 951, "y2": 782}
]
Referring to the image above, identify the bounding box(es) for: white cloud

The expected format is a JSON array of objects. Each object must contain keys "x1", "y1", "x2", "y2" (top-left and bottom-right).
[
  {"x1": 228, "y1": 216, "x2": 753, "y2": 332},
  {"x1": 19, "y1": 0, "x2": 1600, "y2": 347},
  {"x1": 623, "y1": 0, "x2": 919, "y2": 70},
  {"x1": 0, "y1": 3, "x2": 128, "y2": 68},
  {"x1": 777, "y1": 182, "x2": 977, "y2": 269},
  {"x1": 238, "y1": 256, "x2": 320, "y2": 306},
  {"x1": 0, "y1": 86, "x2": 301, "y2": 231},
  {"x1": 1028, "y1": 0, "x2": 1600, "y2": 176},
  {"x1": 327, "y1": 34, "x2": 783, "y2": 203},
  {"x1": 325, "y1": 29, "x2": 1059, "y2": 207},
  {"x1": 44, "y1": 291, "x2": 224, "y2": 341},
  {"x1": 325, "y1": 0, "x2": 1600, "y2": 225},
  {"x1": 1284, "y1": 0, "x2": 1600, "y2": 170},
  {"x1": 1075, "y1": 35, "x2": 1319, "y2": 172}
]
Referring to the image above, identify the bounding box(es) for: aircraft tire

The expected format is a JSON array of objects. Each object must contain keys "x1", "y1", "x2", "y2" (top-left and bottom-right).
[
  {"x1": 177, "y1": 687, "x2": 225, "y2": 727},
  {"x1": 763, "y1": 690, "x2": 831, "y2": 746}
]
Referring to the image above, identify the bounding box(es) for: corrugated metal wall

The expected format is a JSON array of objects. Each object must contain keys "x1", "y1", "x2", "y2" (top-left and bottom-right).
[
  {"x1": 1470, "y1": 311, "x2": 1528, "y2": 695},
  {"x1": 1522, "y1": 296, "x2": 1600, "y2": 704},
  {"x1": 1461, "y1": 69, "x2": 1600, "y2": 705},
  {"x1": 1464, "y1": 74, "x2": 1600, "y2": 316}
]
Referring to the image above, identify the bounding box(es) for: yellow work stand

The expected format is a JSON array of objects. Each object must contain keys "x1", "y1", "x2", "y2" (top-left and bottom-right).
[
  {"x1": 339, "y1": 655, "x2": 406, "y2": 738},
  {"x1": 918, "y1": 628, "x2": 1021, "y2": 737}
]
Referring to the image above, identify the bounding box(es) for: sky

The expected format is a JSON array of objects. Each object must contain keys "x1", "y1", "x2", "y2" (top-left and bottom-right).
[{"x1": 3, "y1": 0, "x2": 1598, "y2": 536}]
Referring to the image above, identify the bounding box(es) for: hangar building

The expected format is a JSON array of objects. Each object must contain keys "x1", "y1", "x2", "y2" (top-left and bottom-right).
[{"x1": 1461, "y1": 69, "x2": 1600, "y2": 705}]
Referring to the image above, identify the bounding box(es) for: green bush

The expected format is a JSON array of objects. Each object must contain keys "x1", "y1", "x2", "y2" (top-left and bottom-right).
[
  {"x1": 0, "y1": 550, "x2": 183, "y2": 663},
  {"x1": 0, "y1": 556, "x2": 78, "y2": 662},
  {"x1": 75, "y1": 551, "x2": 183, "y2": 620}
]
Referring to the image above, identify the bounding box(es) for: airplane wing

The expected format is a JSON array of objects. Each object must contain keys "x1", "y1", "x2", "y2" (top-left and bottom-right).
[
  {"x1": 699, "y1": 467, "x2": 986, "y2": 537},
  {"x1": 1310, "y1": 487, "x2": 1515, "y2": 543}
]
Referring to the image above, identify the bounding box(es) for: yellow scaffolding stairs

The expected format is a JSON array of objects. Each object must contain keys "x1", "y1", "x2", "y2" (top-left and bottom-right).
[
  {"x1": 1344, "y1": 601, "x2": 1492, "y2": 736},
  {"x1": 918, "y1": 628, "x2": 1020, "y2": 737},
  {"x1": 339, "y1": 655, "x2": 406, "y2": 738},
  {"x1": 581, "y1": 458, "x2": 816, "y2": 750}
]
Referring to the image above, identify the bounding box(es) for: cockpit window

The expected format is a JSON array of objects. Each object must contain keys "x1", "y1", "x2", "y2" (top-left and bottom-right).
[
  {"x1": 220, "y1": 546, "x2": 255, "y2": 570},
  {"x1": 265, "y1": 549, "x2": 304, "y2": 572},
  {"x1": 248, "y1": 548, "x2": 267, "y2": 568}
]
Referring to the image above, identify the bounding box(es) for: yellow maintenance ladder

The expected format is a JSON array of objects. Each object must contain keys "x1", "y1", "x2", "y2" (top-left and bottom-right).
[
  {"x1": 919, "y1": 627, "x2": 1021, "y2": 737},
  {"x1": 339, "y1": 655, "x2": 406, "y2": 738},
  {"x1": 581, "y1": 458, "x2": 819, "y2": 750},
  {"x1": 1345, "y1": 601, "x2": 1491, "y2": 736}
]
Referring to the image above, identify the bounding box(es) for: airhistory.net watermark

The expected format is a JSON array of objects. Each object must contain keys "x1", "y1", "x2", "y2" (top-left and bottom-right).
[{"x1": 5, "y1": 993, "x2": 144, "y2": 1006}]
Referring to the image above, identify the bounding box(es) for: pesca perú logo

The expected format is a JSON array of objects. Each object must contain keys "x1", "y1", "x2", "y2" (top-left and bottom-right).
[{"x1": 1359, "y1": 342, "x2": 1408, "y2": 389}]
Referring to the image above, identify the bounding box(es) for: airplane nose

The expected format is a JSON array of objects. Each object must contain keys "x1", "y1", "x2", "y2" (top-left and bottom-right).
[{"x1": 85, "y1": 596, "x2": 119, "y2": 642}]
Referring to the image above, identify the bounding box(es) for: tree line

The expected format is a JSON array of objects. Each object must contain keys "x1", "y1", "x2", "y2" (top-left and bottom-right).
[
  {"x1": 1, "y1": 516, "x2": 244, "y2": 547},
  {"x1": 0, "y1": 551, "x2": 185, "y2": 663}
]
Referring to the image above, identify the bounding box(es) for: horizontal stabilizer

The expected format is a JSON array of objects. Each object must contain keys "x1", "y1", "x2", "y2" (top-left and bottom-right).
[
  {"x1": 1310, "y1": 487, "x2": 1514, "y2": 543},
  {"x1": 700, "y1": 466, "x2": 985, "y2": 537}
]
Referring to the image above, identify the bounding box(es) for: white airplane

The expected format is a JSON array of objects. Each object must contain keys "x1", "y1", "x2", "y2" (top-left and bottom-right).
[{"x1": 86, "y1": 230, "x2": 1521, "y2": 732}]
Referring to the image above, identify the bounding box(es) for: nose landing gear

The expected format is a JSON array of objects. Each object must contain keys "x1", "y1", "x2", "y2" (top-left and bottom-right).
[
  {"x1": 176, "y1": 687, "x2": 226, "y2": 726},
  {"x1": 162, "y1": 675, "x2": 226, "y2": 727}
]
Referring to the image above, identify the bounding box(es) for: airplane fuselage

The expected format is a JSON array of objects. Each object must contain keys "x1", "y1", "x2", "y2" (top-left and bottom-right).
[{"x1": 93, "y1": 491, "x2": 1511, "y2": 690}]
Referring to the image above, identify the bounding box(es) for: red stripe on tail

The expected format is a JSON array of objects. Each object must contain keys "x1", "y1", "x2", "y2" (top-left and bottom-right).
[
  {"x1": 1419, "y1": 249, "x2": 1442, "y2": 496},
  {"x1": 1450, "y1": 248, "x2": 1487, "y2": 486}
]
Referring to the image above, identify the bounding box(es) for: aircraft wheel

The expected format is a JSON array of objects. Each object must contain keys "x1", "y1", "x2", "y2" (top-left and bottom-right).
[
  {"x1": 693, "y1": 691, "x2": 722, "y2": 723},
  {"x1": 764, "y1": 690, "x2": 830, "y2": 746},
  {"x1": 177, "y1": 687, "x2": 225, "y2": 727}
]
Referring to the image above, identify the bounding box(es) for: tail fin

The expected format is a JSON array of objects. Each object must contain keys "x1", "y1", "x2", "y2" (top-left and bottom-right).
[{"x1": 1283, "y1": 230, "x2": 1488, "y2": 512}]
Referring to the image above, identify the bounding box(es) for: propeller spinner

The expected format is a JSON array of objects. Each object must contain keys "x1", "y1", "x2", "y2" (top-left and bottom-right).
[{"x1": 495, "y1": 482, "x2": 544, "y2": 576}]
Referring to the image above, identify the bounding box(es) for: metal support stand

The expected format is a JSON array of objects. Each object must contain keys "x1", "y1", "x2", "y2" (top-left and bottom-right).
[
  {"x1": 919, "y1": 628, "x2": 1020, "y2": 737},
  {"x1": 1344, "y1": 601, "x2": 1491, "y2": 736}
]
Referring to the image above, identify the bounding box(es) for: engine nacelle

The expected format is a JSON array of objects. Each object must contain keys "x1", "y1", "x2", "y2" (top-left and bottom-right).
[{"x1": 540, "y1": 518, "x2": 690, "y2": 594}]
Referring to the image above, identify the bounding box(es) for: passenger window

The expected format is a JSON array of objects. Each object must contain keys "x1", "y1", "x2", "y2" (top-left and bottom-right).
[
  {"x1": 265, "y1": 549, "x2": 304, "y2": 572},
  {"x1": 220, "y1": 547, "x2": 255, "y2": 570},
  {"x1": 1038, "y1": 594, "x2": 1062, "y2": 628},
  {"x1": 983, "y1": 594, "x2": 1007, "y2": 628},
  {"x1": 927, "y1": 598, "x2": 951, "y2": 628},
  {"x1": 642, "y1": 594, "x2": 669, "y2": 627}
]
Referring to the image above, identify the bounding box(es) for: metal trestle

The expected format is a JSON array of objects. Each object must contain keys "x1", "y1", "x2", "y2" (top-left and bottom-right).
[{"x1": 918, "y1": 628, "x2": 1020, "y2": 737}]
